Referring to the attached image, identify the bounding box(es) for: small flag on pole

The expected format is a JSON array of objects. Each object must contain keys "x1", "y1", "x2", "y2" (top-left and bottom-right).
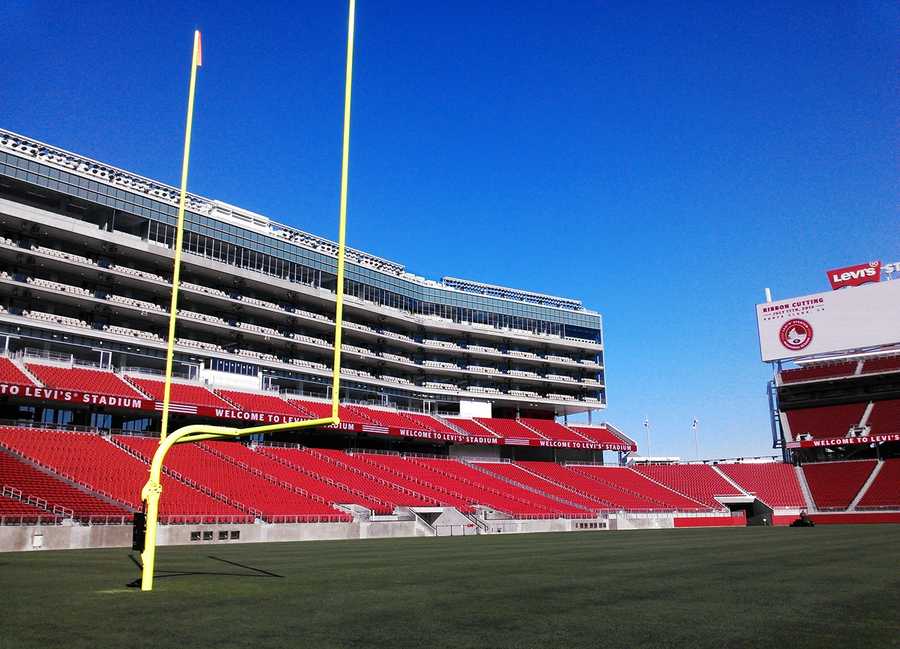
[{"x1": 196, "y1": 30, "x2": 203, "y2": 67}]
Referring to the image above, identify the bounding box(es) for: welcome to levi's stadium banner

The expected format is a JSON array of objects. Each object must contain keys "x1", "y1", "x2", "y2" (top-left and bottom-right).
[
  {"x1": 787, "y1": 433, "x2": 900, "y2": 449},
  {"x1": 756, "y1": 280, "x2": 900, "y2": 362},
  {"x1": 0, "y1": 383, "x2": 633, "y2": 450}
]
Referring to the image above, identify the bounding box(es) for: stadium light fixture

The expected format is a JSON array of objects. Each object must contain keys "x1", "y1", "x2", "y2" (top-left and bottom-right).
[{"x1": 139, "y1": 0, "x2": 358, "y2": 591}]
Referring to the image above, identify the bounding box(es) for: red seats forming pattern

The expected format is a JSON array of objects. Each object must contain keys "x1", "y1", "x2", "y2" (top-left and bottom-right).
[
  {"x1": 785, "y1": 403, "x2": 866, "y2": 439},
  {"x1": 126, "y1": 377, "x2": 232, "y2": 408},
  {"x1": 520, "y1": 419, "x2": 592, "y2": 443},
  {"x1": 214, "y1": 390, "x2": 302, "y2": 416},
  {"x1": 517, "y1": 462, "x2": 657, "y2": 510},
  {"x1": 857, "y1": 460, "x2": 900, "y2": 509},
  {"x1": 0, "y1": 428, "x2": 242, "y2": 521},
  {"x1": 780, "y1": 362, "x2": 857, "y2": 383},
  {"x1": 336, "y1": 451, "x2": 473, "y2": 510},
  {"x1": 0, "y1": 493, "x2": 51, "y2": 519},
  {"x1": 260, "y1": 447, "x2": 419, "y2": 514},
  {"x1": 0, "y1": 358, "x2": 34, "y2": 386},
  {"x1": 26, "y1": 364, "x2": 144, "y2": 399},
  {"x1": 402, "y1": 413, "x2": 459, "y2": 435},
  {"x1": 866, "y1": 400, "x2": 900, "y2": 435},
  {"x1": 861, "y1": 356, "x2": 900, "y2": 375},
  {"x1": 411, "y1": 457, "x2": 586, "y2": 517},
  {"x1": 803, "y1": 461, "x2": 876, "y2": 510},
  {"x1": 475, "y1": 462, "x2": 604, "y2": 511},
  {"x1": 571, "y1": 466, "x2": 706, "y2": 511},
  {"x1": 717, "y1": 463, "x2": 806, "y2": 508},
  {"x1": 568, "y1": 426, "x2": 632, "y2": 447},
  {"x1": 118, "y1": 437, "x2": 343, "y2": 521},
  {"x1": 348, "y1": 406, "x2": 428, "y2": 430},
  {"x1": 0, "y1": 450, "x2": 127, "y2": 518},
  {"x1": 288, "y1": 399, "x2": 375, "y2": 426},
  {"x1": 214, "y1": 443, "x2": 385, "y2": 513},
  {"x1": 353, "y1": 453, "x2": 473, "y2": 511},
  {"x1": 446, "y1": 418, "x2": 499, "y2": 438},
  {"x1": 634, "y1": 464, "x2": 743, "y2": 508},
  {"x1": 474, "y1": 418, "x2": 546, "y2": 441}
]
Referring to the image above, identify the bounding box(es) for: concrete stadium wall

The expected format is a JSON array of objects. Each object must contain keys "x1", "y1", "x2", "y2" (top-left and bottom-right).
[
  {"x1": 608, "y1": 515, "x2": 674, "y2": 530},
  {"x1": 0, "y1": 520, "x2": 422, "y2": 553},
  {"x1": 0, "y1": 523, "x2": 132, "y2": 551}
]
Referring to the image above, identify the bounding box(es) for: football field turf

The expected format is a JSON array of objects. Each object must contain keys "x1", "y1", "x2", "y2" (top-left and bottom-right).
[{"x1": 1, "y1": 525, "x2": 898, "y2": 649}]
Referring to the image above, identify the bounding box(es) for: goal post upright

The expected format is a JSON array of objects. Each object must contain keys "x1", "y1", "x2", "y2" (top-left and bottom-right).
[{"x1": 139, "y1": 0, "x2": 357, "y2": 592}]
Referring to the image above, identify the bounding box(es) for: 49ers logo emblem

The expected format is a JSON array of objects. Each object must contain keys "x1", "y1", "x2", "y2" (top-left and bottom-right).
[{"x1": 779, "y1": 318, "x2": 813, "y2": 351}]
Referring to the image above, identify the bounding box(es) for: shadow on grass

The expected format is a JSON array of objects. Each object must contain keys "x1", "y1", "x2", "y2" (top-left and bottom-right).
[{"x1": 125, "y1": 553, "x2": 285, "y2": 588}]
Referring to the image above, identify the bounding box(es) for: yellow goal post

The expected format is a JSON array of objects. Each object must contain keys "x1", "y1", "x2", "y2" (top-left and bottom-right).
[{"x1": 139, "y1": 0, "x2": 357, "y2": 592}]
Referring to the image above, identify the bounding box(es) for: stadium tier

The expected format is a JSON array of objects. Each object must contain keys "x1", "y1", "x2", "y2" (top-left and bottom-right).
[
  {"x1": 126, "y1": 377, "x2": 233, "y2": 409},
  {"x1": 867, "y1": 399, "x2": 900, "y2": 436},
  {"x1": 634, "y1": 464, "x2": 743, "y2": 509},
  {"x1": 27, "y1": 363, "x2": 144, "y2": 399},
  {"x1": 716, "y1": 462, "x2": 805, "y2": 509},
  {"x1": 856, "y1": 459, "x2": 900, "y2": 509},
  {"x1": 784, "y1": 403, "x2": 867, "y2": 440},
  {"x1": 779, "y1": 362, "x2": 858, "y2": 384},
  {"x1": 0, "y1": 357, "x2": 34, "y2": 386},
  {"x1": 802, "y1": 461, "x2": 877, "y2": 510}
]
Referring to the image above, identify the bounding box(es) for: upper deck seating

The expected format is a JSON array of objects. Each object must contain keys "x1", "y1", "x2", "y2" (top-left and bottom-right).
[
  {"x1": 866, "y1": 400, "x2": 900, "y2": 435},
  {"x1": 474, "y1": 418, "x2": 546, "y2": 441},
  {"x1": 860, "y1": 356, "x2": 900, "y2": 375},
  {"x1": 780, "y1": 362, "x2": 857, "y2": 383},
  {"x1": 520, "y1": 419, "x2": 592, "y2": 443},
  {"x1": 785, "y1": 404, "x2": 867, "y2": 439},
  {"x1": 26, "y1": 364, "x2": 143, "y2": 399},
  {"x1": 445, "y1": 418, "x2": 500, "y2": 438},
  {"x1": 716, "y1": 462, "x2": 806, "y2": 508},
  {"x1": 0, "y1": 358, "x2": 35, "y2": 386},
  {"x1": 401, "y1": 413, "x2": 460, "y2": 435},
  {"x1": 347, "y1": 406, "x2": 429, "y2": 430},
  {"x1": 802, "y1": 461, "x2": 876, "y2": 510},
  {"x1": 214, "y1": 390, "x2": 301, "y2": 416},
  {"x1": 857, "y1": 459, "x2": 900, "y2": 509},
  {"x1": 126, "y1": 377, "x2": 232, "y2": 409},
  {"x1": 634, "y1": 464, "x2": 743, "y2": 508},
  {"x1": 568, "y1": 426, "x2": 632, "y2": 447}
]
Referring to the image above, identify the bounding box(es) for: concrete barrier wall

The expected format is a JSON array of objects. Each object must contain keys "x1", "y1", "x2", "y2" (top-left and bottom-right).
[{"x1": 0, "y1": 520, "x2": 422, "y2": 553}]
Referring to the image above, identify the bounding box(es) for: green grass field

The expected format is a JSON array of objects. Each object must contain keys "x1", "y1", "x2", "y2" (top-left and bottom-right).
[{"x1": 1, "y1": 526, "x2": 898, "y2": 649}]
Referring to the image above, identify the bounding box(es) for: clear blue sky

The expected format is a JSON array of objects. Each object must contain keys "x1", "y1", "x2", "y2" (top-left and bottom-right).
[{"x1": 3, "y1": 1, "x2": 897, "y2": 459}]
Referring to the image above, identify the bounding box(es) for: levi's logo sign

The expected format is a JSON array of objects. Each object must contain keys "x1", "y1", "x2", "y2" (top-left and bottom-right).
[{"x1": 826, "y1": 261, "x2": 880, "y2": 290}]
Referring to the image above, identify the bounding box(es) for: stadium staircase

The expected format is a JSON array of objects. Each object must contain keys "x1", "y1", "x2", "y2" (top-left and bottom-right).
[
  {"x1": 848, "y1": 462, "x2": 883, "y2": 510},
  {"x1": 793, "y1": 465, "x2": 816, "y2": 512}
]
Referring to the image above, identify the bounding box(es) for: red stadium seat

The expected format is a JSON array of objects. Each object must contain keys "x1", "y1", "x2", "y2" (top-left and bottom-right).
[
  {"x1": 26, "y1": 363, "x2": 143, "y2": 399},
  {"x1": 0, "y1": 358, "x2": 35, "y2": 386},
  {"x1": 716, "y1": 463, "x2": 806, "y2": 508},
  {"x1": 803, "y1": 461, "x2": 876, "y2": 510},
  {"x1": 857, "y1": 459, "x2": 900, "y2": 509}
]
